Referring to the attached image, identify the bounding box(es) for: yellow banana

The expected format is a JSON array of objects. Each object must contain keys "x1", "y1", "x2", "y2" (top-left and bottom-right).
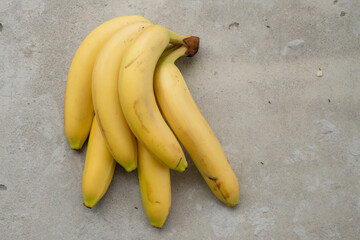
[
  {"x1": 92, "y1": 22, "x2": 151, "y2": 172},
  {"x1": 64, "y1": 15, "x2": 150, "y2": 149},
  {"x1": 138, "y1": 141, "x2": 171, "y2": 228},
  {"x1": 82, "y1": 116, "x2": 116, "y2": 208},
  {"x1": 154, "y1": 46, "x2": 239, "y2": 207},
  {"x1": 118, "y1": 24, "x2": 199, "y2": 172}
]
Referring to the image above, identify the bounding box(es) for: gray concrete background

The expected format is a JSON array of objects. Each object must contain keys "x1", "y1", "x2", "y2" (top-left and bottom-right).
[{"x1": 1, "y1": 0, "x2": 360, "y2": 239}]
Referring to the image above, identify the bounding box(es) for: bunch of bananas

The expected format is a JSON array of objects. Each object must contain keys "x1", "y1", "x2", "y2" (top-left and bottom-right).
[{"x1": 64, "y1": 15, "x2": 239, "y2": 228}]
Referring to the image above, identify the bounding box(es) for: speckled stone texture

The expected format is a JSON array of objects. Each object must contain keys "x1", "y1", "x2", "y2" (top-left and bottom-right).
[{"x1": 1, "y1": 0, "x2": 360, "y2": 239}]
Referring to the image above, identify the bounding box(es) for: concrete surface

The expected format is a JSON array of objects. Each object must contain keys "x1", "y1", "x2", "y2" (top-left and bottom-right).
[{"x1": 1, "y1": 0, "x2": 360, "y2": 239}]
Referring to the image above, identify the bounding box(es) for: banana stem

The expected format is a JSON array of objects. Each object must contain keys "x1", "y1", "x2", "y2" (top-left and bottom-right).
[
  {"x1": 164, "y1": 43, "x2": 176, "y2": 52},
  {"x1": 160, "y1": 45, "x2": 188, "y2": 65},
  {"x1": 168, "y1": 29, "x2": 199, "y2": 57},
  {"x1": 168, "y1": 29, "x2": 189, "y2": 45}
]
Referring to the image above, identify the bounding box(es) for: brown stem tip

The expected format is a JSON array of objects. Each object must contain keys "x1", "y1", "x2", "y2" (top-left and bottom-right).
[{"x1": 183, "y1": 36, "x2": 200, "y2": 57}]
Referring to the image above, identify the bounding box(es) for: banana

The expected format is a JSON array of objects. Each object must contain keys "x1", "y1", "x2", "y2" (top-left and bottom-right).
[
  {"x1": 82, "y1": 116, "x2": 116, "y2": 208},
  {"x1": 138, "y1": 141, "x2": 171, "y2": 228},
  {"x1": 92, "y1": 22, "x2": 151, "y2": 172},
  {"x1": 64, "y1": 15, "x2": 150, "y2": 149},
  {"x1": 118, "y1": 24, "x2": 199, "y2": 172},
  {"x1": 154, "y1": 46, "x2": 239, "y2": 207}
]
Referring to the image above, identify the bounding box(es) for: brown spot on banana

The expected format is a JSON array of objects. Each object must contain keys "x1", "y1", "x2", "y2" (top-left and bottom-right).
[
  {"x1": 208, "y1": 176, "x2": 218, "y2": 181},
  {"x1": 133, "y1": 101, "x2": 149, "y2": 133},
  {"x1": 125, "y1": 53, "x2": 141, "y2": 69},
  {"x1": 209, "y1": 178, "x2": 230, "y2": 202},
  {"x1": 216, "y1": 181, "x2": 230, "y2": 200}
]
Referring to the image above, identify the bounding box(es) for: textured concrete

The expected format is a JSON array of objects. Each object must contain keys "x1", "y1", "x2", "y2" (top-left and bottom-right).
[{"x1": 1, "y1": 0, "x2": 360, "y2": 239}]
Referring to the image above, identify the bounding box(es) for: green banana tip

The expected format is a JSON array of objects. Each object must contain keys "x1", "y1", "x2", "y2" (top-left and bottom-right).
[
  {"x1": 175, "y1": 158, "x2": 188, "y2": 172},
  {"x1": 150, "y1": 221, "x2": 165, "y2": 228},
  {"x1": 124, "y1": 166, "x2": 137, "y2": 173},
  {"x1": 69, "y1": 140, "x2": 84, "y2": 150},
  {"x1": 183, "y1": 36, "x2": 200, "y2": 57},
  {"x1": 176, "y1": 164, "x2": 188, "y2": 173}
]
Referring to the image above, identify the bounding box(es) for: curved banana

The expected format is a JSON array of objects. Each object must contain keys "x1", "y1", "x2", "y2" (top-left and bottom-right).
[
  {"x1": 82, "y1": 116, "x2": 116, "y2": 208},
  {"x1": 154, "y1": 46, "x2": 239, "y2": 207},
  {"x1": 92, "y1": 22, "x2": 151, "y2": 172},
  {"x1": 118, "y1": 24, "x2": 199, "y2": 172},
  {"x1": 138, "y1": 141, "x2": 171, "y2": 228},
  {"x1": 64, "y1": 15, "x2": 150, "y2": 149}
]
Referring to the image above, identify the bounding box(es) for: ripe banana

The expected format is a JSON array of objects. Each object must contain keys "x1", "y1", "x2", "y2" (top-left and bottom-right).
[
  {"x1": 92, "y1": 22, "x2": 151, "y2": 172},
  {"x1": 154, "y1": 46, "x2": 239, "y2": 207},
  {"x1": 138, "y1": 141, "x2": 171, "y2": 228},
  {"x1": 118, "y1": 24, "x2": 199, "y2": 172},
  {"x1": 82, "y1": 116, "x2": 116, "y2": 208},
  {"x1": 64, "y1": 15, "x2": 150, "y2": 149}
]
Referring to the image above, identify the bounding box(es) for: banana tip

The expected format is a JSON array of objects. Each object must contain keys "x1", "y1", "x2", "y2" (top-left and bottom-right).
[
  {"x1": 83, "y1": 202, "x2": 93, "y2": 209},
  {"x1": 151, "y1": 225, "x2": 163, "y2": 229},
  {"x1": 225, "y1": 198, "x2": 239, "y2": 208},
  {"x1": 123, "y1": 164, "x2": 137, "y2": 173},
  {"x1": 69, "y1": 141, "x2": 83, "y2": 150},
  {"x1": 227, "y1": 202, "x2": 238, "y2": 208},
  {"x1": 150, "y1": 221, "x2": 165, "y2": 228},
  {"x1": 175, "y1": 159, "x2": 188, "y2": 172}
]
